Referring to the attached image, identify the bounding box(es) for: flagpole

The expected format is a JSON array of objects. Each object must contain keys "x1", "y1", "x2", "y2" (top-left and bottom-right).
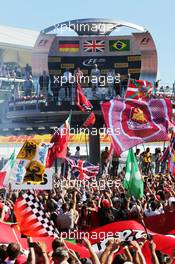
[
  {"x1": 124, "y1": 149, "x2": 150, "y2": 240},
  {"x1": 127, "y1": 73, "x2": 131, "y2": 87},
  {"x1": 142, "y1": 143, "x2": 145, "y2": 151},
  {"x1": 124, "y1": 166, "x2": 150, "y2": 239},
  {"x1": 12, "y1": 227, "x2": 23, "y2": 248},
  {"x1": 132, "y1": 195, "x2": 151, "y2": 240},
  {"x1": 61, "y1": 110, "x2": 72, "y2": 178},
  {"x1": 0, "y1": 148, "x2": 16, "y2": 221},
  {"x1": 107, "y1": 147, "x2": 114, "y2": 176},
  {"x1": 54, "y1": 159, "x2": 58, "y2": 173},
  {"x1": 123, "y1": 73, "x2": 131, "y2": 98},
  {"x1": 85, "y1": 132, "x2": 89, "y2": 160}
]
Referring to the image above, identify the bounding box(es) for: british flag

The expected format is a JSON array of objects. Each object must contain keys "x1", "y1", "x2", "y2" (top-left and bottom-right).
[
  {"x1": 83, "y1": 40, "x2": 105, "y2": 52},
  {"x1": 66, "y1": 158, "x2": 99, "y2": 180}
]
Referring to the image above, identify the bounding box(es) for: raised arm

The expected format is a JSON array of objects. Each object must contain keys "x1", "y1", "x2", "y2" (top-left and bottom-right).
[
  {"x1": 149, "y1": 240, "x2": 160, "y2": 264},
  {"x1": 82, "y1": 237, "x2": 100, "y2": 264}
]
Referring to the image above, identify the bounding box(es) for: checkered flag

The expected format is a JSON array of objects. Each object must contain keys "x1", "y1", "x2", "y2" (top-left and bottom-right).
[{"x1": 14, "y1": 192, "x2": 59, "y2": 237}]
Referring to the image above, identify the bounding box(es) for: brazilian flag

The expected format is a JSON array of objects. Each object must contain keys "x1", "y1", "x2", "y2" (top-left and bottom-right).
[{"x1": 109, "y1": 40, "x2": 130, "y2": 51}]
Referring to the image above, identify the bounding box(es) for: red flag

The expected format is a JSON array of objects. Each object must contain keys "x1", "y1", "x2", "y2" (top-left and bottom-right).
[
  {"x1": 83, "y1": 112, "x2": 96, "y2": 127},
  {"x1": 144, "y1": 211, "x2": 175, "y2": 235},
  {"x1": 46, "y1": 114, "x2": 71, "y2": 167},
  {"x1": 76, "y1": 83, "x2": 93, "y2": 112},
  {"x1": 101, "y1": 98, "x2": 172, "y2": 156},
  {"x1": 125, "y1": 79, "x2": 153, "y2": 100},
  {"x1": 88, "y1": 220, "x2": 175, "y2": 257},
  {"x1": 0, "y1": 222, "x2": 90, "y2": 258}
]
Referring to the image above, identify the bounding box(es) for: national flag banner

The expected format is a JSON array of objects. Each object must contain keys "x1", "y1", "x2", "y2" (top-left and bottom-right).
[
  {"x1": 124, "y1": 148, "x2": 144, "y2": 199},
  {"x1": 46, "y1": 114, "x2": 71, "y2": 168},
  {"x1": 125, "y1": 79, "x2": 153, "y2": 100},
  {"x1": 83, "y1": 40, "x2": 105, "y2": 52},
  {"x1": 0, "y1": 149, "x2": 16, "y2": 187},
  {"x1": 14, "y1": 192, "x2": 58, "y2": 237},
  {"x1": 59, "y1": 40, "x2": 80, "y2": 52},
  {"x1": 109, "y1": 39, "x2": 130, "y2": 52},
  {"x1": 76, "y1": 83, "x2": 93, "y2": 112},
  {"x1": 8, "y1": 159, "x2": 28, "y2": 185},
  {"x1": 83, "y1": 112, "x2": 96, "y2": 127},
  {"x1": 66, "y1": 158, "x2": 99, "y2": 180},
  {"x1": 101, "y1": 98, "x2": 172, "y2": 156}
]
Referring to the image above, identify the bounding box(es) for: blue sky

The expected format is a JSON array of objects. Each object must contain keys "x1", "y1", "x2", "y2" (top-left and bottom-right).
[{"x1": 0, "y1": 0, "x2": 174, "y2": 84}]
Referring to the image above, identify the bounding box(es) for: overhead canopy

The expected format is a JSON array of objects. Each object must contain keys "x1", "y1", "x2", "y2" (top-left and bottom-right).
[
  {"x1": 42, "y1": 18, "x2": 146, "y2": 35},
  {"x1": 0, "y1": 25, "x2": 39, "y2": 50}
]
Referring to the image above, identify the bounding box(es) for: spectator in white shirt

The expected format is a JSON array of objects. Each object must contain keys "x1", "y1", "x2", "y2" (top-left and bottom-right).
[
  {"x1": 144, "y1": 201, "x2": 164, "y2": 217},
  {"x1": 75, "y1": 146, "x2": 80, "y2": 158}
]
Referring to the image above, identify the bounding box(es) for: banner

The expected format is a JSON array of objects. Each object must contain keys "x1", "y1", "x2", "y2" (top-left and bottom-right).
[
  {"x1": 89, "y1": 220, "x2": 175, "y2": 257},
  {"x1": 2, "y1": 141, "x2": 52, "y2": 189},
  {"x1": 101, "y1": 98, "x2": 172, "y2": 155},
  {"x1": 12, "y1": 167, "x2": 53, "y2": 190},
  {"x1": 0, "y1": 133, "x2": 111, "y2": 144}
]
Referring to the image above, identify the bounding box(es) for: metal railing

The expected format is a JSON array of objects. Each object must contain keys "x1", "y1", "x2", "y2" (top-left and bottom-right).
[{"x1": 5, "y1": 81, "x2": 175, "y2": 112}]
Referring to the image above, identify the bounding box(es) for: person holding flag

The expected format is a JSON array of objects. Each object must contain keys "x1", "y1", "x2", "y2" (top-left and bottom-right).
[{"x1": 46, "y1": 113, "x2": 71, "y2": 168}]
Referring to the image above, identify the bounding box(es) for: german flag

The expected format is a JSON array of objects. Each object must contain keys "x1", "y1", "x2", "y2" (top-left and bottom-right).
[{"x1": 59, "y1": 40, "x2": 80, "y2": 52}]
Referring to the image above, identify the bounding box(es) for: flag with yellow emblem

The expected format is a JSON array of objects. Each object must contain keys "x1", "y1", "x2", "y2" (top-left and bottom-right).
[{"x1": 5, "y1": 141, "x2": 52, "y2": 187}]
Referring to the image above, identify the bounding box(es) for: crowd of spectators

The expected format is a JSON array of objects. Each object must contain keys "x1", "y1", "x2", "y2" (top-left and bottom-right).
[
  {"x1": 0, "y1": 146, "x2": 175, "y2": 263},
  {"x1": 0, "y1": 238, "x2": 168, "y2": 264},
  {"x1": 0, "y1": 64, "x2": 32, "y2": 79}
]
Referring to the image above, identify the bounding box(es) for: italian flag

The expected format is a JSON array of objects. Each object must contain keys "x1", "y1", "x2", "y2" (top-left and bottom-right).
[
  {"x1": 124, "y1": 148, "x2": 144, "y2": 199},
  {"x1": 0, "y1": 149, "x2": 16, "y2": 187},
  {"x1": 46, "y1": 113, "x2": 71, "y2": 167}
]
